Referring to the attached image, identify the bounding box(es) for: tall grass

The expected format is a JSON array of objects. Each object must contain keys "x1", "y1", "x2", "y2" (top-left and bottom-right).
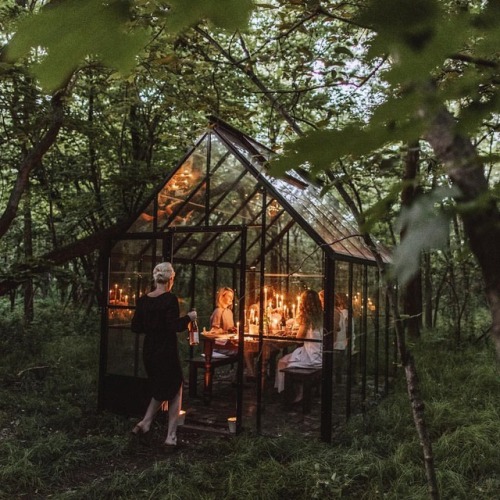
[{"x1": 1, "y1": 303, "x2": 499, "y2": 499}]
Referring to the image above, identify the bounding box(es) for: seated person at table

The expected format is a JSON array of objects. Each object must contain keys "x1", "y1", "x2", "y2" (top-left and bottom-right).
[
  {"x1": 210, "y1": 287, "x2": 256, "y2": 377},
  {"x1": 274, "y1": 289, "x2": 327, "y2": 401}
]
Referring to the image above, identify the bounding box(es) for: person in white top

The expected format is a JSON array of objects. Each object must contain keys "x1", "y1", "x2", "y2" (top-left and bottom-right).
[
  {"x1": 210, "y1": 287, "x2": 255, "y2": 377},
  {"x1": 275, "y1": 289, "x2": 324, "y2": 400}
]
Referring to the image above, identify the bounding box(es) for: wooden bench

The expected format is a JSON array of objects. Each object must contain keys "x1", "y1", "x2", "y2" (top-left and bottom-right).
[
  {"x1": 188, "y1": 355, "x2": 237, "y2": 401},
  {"x1": 281, "y1": 366, "x2": 322, "y2": 414}
]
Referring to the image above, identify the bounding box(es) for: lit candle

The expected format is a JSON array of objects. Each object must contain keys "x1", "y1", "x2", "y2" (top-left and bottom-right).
[
  {"x1": 236, "y1": 321, "x2": 240, "y2": 332},
  {"x1": 264, "y1": 286, "x2": 267, "y2": 309},
  {"x1": 292, "y1": 304, "x2": 296, "y2": 318}
]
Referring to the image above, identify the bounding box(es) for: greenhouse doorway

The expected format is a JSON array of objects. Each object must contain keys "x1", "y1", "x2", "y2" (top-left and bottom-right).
[{"x1": 98, "y1": 225, "x2": 249, "y2": 425}]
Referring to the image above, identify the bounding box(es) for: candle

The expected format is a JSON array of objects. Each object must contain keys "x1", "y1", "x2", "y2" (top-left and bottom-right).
[
  {"x1": 292, "y1": 304, "x2": 296, "y2": 318},
  {"x1": 264, "y1": 286, "x2": 267, "y2": 309},
  {"x1": 236, "y1": 321, "x2": 240, "y2": 332}
]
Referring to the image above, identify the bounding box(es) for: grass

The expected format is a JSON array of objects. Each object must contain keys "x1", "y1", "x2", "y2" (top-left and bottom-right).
[{"x1": 1, "y1": 303, "x2": 499, "y2": 499}]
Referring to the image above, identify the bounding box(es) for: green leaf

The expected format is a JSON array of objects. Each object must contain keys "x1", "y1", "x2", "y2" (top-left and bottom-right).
[
  {"x1": 5, "y1": 0, "x2": 256, "y2": 92},
  {"x1": 457, "y1": 93, "x2": 500, "y2": 133},
  {"x1": 362, "y1": 181, "x2": 404, "y2": 233},
  {"x1": 334, "y1": 46, "x2": 353, "y2": 57},
  {"x1": 391, "y1": 186, "x2": 460, "y2": 285},
  {"x1": 164, "y1": 0, "x2": 254, "y2": 33},
  {"x1": 6, "y1": 0, "x2": 148, "y2": 92}
]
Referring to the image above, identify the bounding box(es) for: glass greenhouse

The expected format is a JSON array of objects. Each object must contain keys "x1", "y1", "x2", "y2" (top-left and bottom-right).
[{"x1": 98, "y1": 117, "x2": 394, "y2": 442}]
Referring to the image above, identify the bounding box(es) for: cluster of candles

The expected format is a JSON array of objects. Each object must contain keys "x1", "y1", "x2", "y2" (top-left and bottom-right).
[
  {"x1": 109, "y1": 283, "x2": 136, "y2": 306},
  {"x1": 244, "y1": 287, "x2": 301, "y2": 333},
  {"x1": 352, "y1": 292, "x2": 376, "y2": 312}
]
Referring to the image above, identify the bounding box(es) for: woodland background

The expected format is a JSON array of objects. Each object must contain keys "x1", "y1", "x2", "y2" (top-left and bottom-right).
[{"x1": 0, "y1": 0, "x2": 499, "y2": 498}]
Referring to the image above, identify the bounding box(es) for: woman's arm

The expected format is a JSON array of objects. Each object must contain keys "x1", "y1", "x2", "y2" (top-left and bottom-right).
[
  {"x1": 170, "y1": 295, "x2": 192, "y2": 332},
  {"x1": 210, "y1": 307, "x2": 225, "y2": 333},
  {"x1": 296, "y1": 322, "x2": 307, "y2": 339}
]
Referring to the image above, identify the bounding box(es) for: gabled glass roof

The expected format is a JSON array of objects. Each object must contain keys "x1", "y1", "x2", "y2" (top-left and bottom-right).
[{"x1": 126, "y1": 117, "x2": 391, "y2": 265}]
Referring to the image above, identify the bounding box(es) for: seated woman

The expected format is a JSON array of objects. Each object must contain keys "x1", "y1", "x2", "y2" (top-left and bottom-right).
[
  {"x1": 274, "y1": 289, "x2": 325, "y2": 401},
  {"x1": 210, "y1": 287, "x2": 237, "y2": 347},
  {"x1": 210, "y1": 287, "x2": 255, "y2": 377}
]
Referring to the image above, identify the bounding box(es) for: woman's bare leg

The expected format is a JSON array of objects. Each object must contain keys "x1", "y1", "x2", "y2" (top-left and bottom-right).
[
  {"x1": 165, "y1": 386, "x2": 182, "y2": 446},
  {"x1": 133, "y1": 397, "x2": 161, "y2": 433}
]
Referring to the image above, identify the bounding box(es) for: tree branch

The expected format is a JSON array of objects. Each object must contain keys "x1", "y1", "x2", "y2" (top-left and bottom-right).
[
  {"x1": 0, "y1": 216, "x2": 135, "y2": 297},
  {"x1": 194, "y1": 26, "x2": 305, "y2": 136},
  {"x1": 0, "y1": 89, "x2": 65, "y2": 239}
]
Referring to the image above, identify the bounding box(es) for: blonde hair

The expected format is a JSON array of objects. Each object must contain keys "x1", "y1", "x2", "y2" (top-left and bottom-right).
[
  {"x1": 216, "y1": 287, "x2": 234, "y2": 308},
  {"x1": 152, "y1": 262, "x2": 175, "y2": 284}
]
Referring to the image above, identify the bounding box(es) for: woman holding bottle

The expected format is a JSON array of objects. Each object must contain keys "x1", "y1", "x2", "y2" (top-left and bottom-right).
[{"x1": 130, "y1": 262, "x2": 197, "y2": 447}]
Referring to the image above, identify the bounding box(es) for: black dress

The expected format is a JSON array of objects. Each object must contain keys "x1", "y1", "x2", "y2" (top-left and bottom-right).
[{"x1": 131, "y1": 292, "x2": 190, "y2": 401}]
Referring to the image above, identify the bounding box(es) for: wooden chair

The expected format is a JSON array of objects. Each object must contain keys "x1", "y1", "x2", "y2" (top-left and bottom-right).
[{"x1": 188, "y1": 355, "x2": 237, "y2": 401}]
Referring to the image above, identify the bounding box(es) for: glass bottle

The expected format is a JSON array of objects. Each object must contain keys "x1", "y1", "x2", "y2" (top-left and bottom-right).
[{"x1": 189, "y1": 309, "x2": 199, "y2": 346}]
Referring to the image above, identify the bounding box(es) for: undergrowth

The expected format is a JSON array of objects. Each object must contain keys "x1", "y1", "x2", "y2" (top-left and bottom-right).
[{"x1": 0, "y1": 303, "x2": 499, "y2": 499}]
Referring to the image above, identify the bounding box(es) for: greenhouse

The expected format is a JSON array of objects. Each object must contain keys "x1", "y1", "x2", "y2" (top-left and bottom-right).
[{"x1": 98, "y1": 116, "x2": 394, "y2": 443}]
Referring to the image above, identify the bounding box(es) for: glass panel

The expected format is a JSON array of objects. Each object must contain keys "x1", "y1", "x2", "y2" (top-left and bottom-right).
[
  {"x1": 242, "y1": 230, "x2": 325, "y2": 436},
  {"x1": 107, "y1": 326, "x2": 146, "y2": 377},
  {"x1": 209, "y1": 137, "x2": 261, "y2": 226},
  {"x1": 126, "y1": 136, "x2": 209, "y2": 233},
  {"x1": 348, "y1": 264, "x2": 364, "y2": 399},
  {"x1": 127, "y1": 199, "x2": 155, "y2": 233},
  {"x1": 158, "y1": 144, "x2": 208, "y2": 229},
  {"x1": 106, "y1": 238, "x2": 161, "y2": 378},
  {"x1": 108, "y1": 239, "x2": 157, "y2": 304},
  {"x1": 366, "y1": 266, "x2": 381, "y2": 394},
  {"x1": 190, "y1": 230, "x2": 242, "y2": 265}
]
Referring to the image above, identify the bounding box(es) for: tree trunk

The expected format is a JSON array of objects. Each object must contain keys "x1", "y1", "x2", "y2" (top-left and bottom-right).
[
  {"x1": 424, "y1": 108, "x2": 500, "y2": 360},
  {"x1": 400, "y1": 141, "x2": 423, "y2": 338},
  {"x1": 0, "y1": 90, "x2": 65, "y2": 239},
  {"x1": 23, "y1": 183, "x2": 34, "y2": 324},
  {"x1": 423, "y1": 251, "x2": 433, "y2": 329}
]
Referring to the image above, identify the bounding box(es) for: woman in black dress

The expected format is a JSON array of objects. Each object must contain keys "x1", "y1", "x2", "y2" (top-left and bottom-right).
[{"x1": 130, "y1": 262, "x2": 196, "y2": 446}]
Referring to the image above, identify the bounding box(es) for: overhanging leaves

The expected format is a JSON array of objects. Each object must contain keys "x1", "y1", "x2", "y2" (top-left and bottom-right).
[
  {"x1": 6, "y1": 0, "x2": 148, "y2": 92},
  {"x1": 391, "y1": 186, "x2": 460, "y2": 285},
  {"x1": 5, "y1": 0, "x2": 255, "y2": 92}
]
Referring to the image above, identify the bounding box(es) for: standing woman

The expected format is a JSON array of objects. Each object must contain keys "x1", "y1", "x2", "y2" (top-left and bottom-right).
[{"x1": 131, "y1": 262, "x2": 197, "y2": 447}]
